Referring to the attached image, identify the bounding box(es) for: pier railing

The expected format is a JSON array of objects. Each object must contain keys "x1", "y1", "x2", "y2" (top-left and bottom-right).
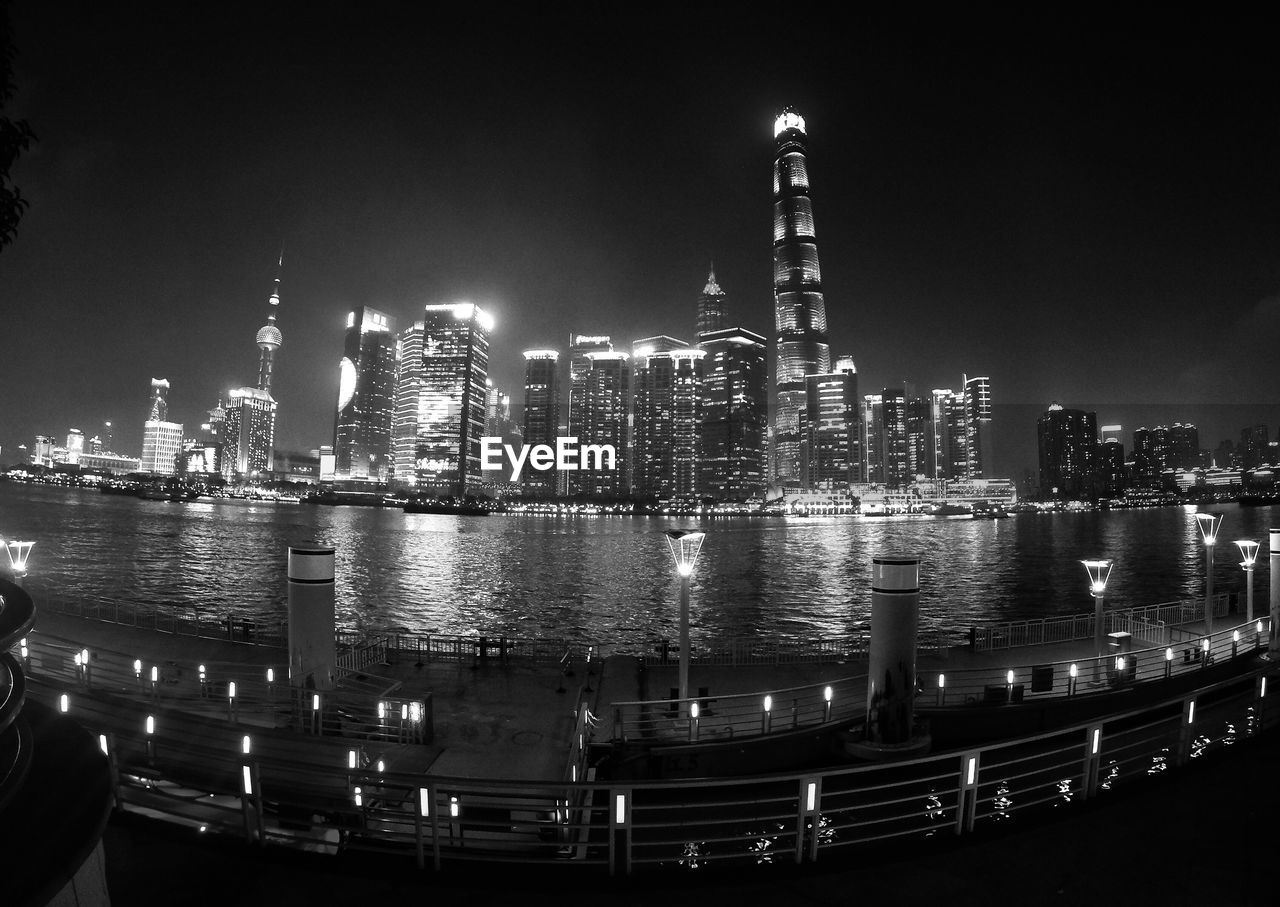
[
  {"x1": 641, "y1": 628, "x2": 949, "y2": 668},
  {"x1": 20, "y1": 652, "x2": 1278, "y2": 876},
  {"x1": 970, "y1": 594, "x2": 1236, "y2": 652}
]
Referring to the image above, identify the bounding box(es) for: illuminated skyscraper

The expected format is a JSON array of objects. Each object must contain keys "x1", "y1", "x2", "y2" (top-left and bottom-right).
[
  {"x1": 772, "y1": 108, "x2": 832, "y2": 486},
  {"x1": 65, "y1": 429, "x2": 84, "y2": 465},
  {"x1": 879, "y1": 386, "x2": 910, "y2": 488},
  {"x1": 334, "y1": 306, "x2": 397, "y2": 481},
  {"x1": 574, "y1": 351, "x2": 630, "y2": 498},
  {"x1": 521, "y1": 349, "x2": 561, "y2": 494},
  {"x1": 392, "y1": 322, "x2": 424, "y2": 484},
  {"x1": 963, "y1": 375, "x2": 994, "y2": 478},
  {"x1": 567, "y1": 334, "x2": 612, "y2": 438},
  {"x1": 929, "y1": 389, "x2": 967, "y2": 480},
  {"x1": 633, "y1": 347, "x2": 705, "y2": 500},
  {"x1": 1038, "y1": 403, "x2": 1098, "y2": 500},
  {"x1": 141, "y1": 378, "x2": 183, "y2": 475},
  {"x1": 696, "y1": 328, "x2": 767, "y2": 500},
  {"x1": 696, "y1": 266, "x2": 727, "y2": 339},
  {"x1": 802, "y1": 355, "x2": 859, "y2": 490},
  {"x1": 398, "y1": 303, "x2": 492, "y2": 492}
]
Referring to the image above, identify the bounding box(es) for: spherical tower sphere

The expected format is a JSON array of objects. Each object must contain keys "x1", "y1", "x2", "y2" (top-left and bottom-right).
[{"x1": 256, "y1": 324, "x2": 283, "y2": 350}]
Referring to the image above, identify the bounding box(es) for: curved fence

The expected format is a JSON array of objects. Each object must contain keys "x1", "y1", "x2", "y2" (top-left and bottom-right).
[{"x1": 15, "y1": 638, "x2": 1278, "y2": 875}]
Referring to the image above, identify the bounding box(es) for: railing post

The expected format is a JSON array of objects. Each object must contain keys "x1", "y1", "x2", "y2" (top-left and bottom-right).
[
  {"x1": 798, "y1": 776, "x2": 821, "y2": 863},
  {"x1": 609, "y1": 789, "x2": 631, "y2": 877},
  {"x1": 1082, "y1": 724, "x2": 1103, "y2": 800},
  {"x1": 1254, "y1": 674, "x2": 1269, "y2": 735},
  {"x1": 1176, "y1": 697, "x2": 1197, "y2": 765},
  {"x1": 956, "y1": 751, "x2": 979, "y2": 835}
]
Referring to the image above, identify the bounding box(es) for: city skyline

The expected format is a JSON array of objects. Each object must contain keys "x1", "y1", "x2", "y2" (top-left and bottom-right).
[{"x1": 3, "y1": 8, "x2": 1279, "y2": 475}]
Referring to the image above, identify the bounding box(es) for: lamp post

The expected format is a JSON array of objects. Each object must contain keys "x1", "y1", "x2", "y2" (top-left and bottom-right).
[
  {"x1": 665, "y1": 530, "x2": 705, "y2": 720},
  {"x1": 1082, "y1": 559, "x2": 1113, "y2": 685},
  {"x1": 1195, "y1": 513, "x2": 1222, "y2": 635},
  {"x1": 1236, "y1": 540, "x2": 1259, "y2": 623},
  {"x1": 5, "y1": 540, "x2": 34, "y2": 585}
]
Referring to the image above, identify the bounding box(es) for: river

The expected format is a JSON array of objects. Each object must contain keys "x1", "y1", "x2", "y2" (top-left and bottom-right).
[{"x1": 2, "y1": 482, "x2": 1275, "y2": 652}]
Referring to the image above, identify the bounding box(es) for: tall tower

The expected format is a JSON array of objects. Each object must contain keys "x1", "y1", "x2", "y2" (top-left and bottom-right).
[
  {"x1": 772, "y1": 108, "x2": 832, "y2": 486},
  {"x1": 256, "y1": 253, "x2": 284, "y2": 393},
  {"x1": 696, "y1": 265, "x2": 727, "y2": 339},
  {"x1": 334, "y1": 306, "x2": 397, "y2": 481},
  {"x1": 521, "y1": 349, "x2": 561, "y2": 494}
]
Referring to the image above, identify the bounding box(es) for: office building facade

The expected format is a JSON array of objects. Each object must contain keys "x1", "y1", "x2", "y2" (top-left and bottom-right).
[
  {"x1": 801, "y1": 355, "x2": 859, "y2": 491},
  {"x1": 521, "y1": 349, "x2": 561, "y2": 493},
  {"x1": 334, "y1": 306, "x2": 397, "y2": 481},
  {"x1": 1037, "y1": 403, "x2": 1098, "y2": 500},
  {"x1": 700, "y1": 328, "x2": 768, "y2": 500},
  {"x1": 633, "y1": 347, "x2": 705, "y2": 500}
]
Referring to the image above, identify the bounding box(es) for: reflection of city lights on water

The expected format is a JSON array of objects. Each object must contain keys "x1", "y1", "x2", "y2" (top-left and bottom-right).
[
  {"x1": 1223, "y1": 722, "x2": 1237, "y2": 747},
  {"x1": 1246, "y1": 706, "x2": 1259, "y2": 737},
  {"x1": 804, "y1": 813, "x2": 836, "y2": 846},
  {"x1": 747, "y1": 822, "x2": 785, "y2": 864},
  {"x1": 1147, "y1": 748, "x2": 1169, "y2": 775},
  {"x1": 1100, "y1": 761, "x2": 1119, "y2": 791}
]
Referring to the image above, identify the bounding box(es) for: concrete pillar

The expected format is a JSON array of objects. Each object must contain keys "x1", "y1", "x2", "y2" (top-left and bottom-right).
[
  {"x1": 1270, "y1": 529, "x2": 1280, "y2": 654},
  {"x1": 866, "y1": 555, "x2": 920, "y2": 745},
  {"x1": 288, "y1": 542, "x2": 336, "y2": 691}
]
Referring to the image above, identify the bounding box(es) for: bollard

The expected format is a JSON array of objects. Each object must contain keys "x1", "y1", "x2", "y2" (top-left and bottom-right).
[
  {"x1": 866, "y1": 556, "x2": 921, "y2": 745},
  {"x1": 288, "y1": 542, "x2": 337, "y2": 695},
  {"x1": 762, "y1": 695, "x2": 772, "y2": 734},
  {"x1": 1271, "y1": 530, "x2": 1280, "y2": 654},
  {"x1": 824, "y1": 685, "x2": 834, "y2": 721}
]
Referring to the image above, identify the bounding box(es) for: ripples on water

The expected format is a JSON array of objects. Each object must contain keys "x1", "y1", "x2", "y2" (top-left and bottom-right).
[{"x1": 3, "y1": 483, "x2": 1274, "y2": 653}]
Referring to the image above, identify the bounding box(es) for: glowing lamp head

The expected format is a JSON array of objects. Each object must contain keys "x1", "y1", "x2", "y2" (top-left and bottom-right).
[
  {"x1": 1081, "y1": 559, "x2": 1113, "y2": 596},
  {"x1": 690, "y1": 702, "x2": 699, "y2": 719},
  {"x1": 5, "y1": 539, "x2": 34, "y2": 574},
  {"x1": 1069, "y1": 664, "x2": 1078, "y2": 679},
  {"x1": 133, "y1": 659, "x2": 142, "y2": 676},
  {"x1": 763, "y1": 694, "x2": 772, "y2": 713},
  {"x1": 665, "y1": 530, "x2": 706, "y2": 577},
  {"x1": 1236, "y1": 539, "x2": 1260, "y2": 568},
  {"x1": 825, "y1": 685, "x2": 834, "y2": 701},
  {"x1": 1195, "y1": 512, "x2": 1222, "y2": 546}
]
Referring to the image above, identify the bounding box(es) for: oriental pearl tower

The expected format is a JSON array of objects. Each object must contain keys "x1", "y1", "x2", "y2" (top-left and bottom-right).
[{"x1": 256, "y1": 253, "x2": 284, "y2": 393}]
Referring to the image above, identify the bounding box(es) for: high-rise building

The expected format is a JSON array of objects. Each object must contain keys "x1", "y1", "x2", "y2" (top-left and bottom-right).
[
  {"x1": 1099, "y1": 424, "x2": 1126, "y2": 497},
  {"x1": 696, "y1": 266, "x2": 727, "y2": 339},
  {"x1": 772, "y1": 109, "x2": 832, "y2": 486},
  {"x1": 223, "y1": 387, "x2": 275, "y2": 478},
  {"x1": 633, "y1": 347, "x2": 705, "y2": 501},
  {"x1": 1241, "y1": 425, "x2": 1270, "y2": 469},
  {"x1": 397, "y1": 303, "x2": 492, "y2": 493},
  {"x1": 1037, "y1": 403, "x2": 1098, "y2": 500},
  {"x1": 334, "y1": 306, "x2": 397, "y2": 481},
  {"x1": 861, "y1": 394, "x2": 884, "y2": 484},
  {"x1": 929, "y1": 389, "x2": 967, "y2": 480},
  {"x1": 801, "y1": 355, "x2": 858, "y2": 491},
  {"x1": 101, "y1": 421, "x2": 113, "y2": 454},
  {"x1": 1169, "y1": 423, "x2": 1200, "y2": 471},
  {"x1": 701, "y1": 328, "x2": 769, "y2": 500},
  {"x1": 32, "y1": 435, "x2": 53, "y2": 467},
  {"x1": 963, "y1": 375, "x2": 994, "y2": 478},
  {"x1": 392, "y1": 321, "x2": 424, "y2": 484},
  {"x1": 575, "y1": 351, "x2": 631, "y2": 498},
  {"x1": 141, "y1": 378, "x2": 183, "y2": 475},
  {"x1": 878, "y1": 387, "x2": 911, "y2": 488},
  {"x1": 568, "y1": 335, "x2": 613, "y2": 438},
  {"x1": 521, "y1": 349, "x2": 561, "y2": 494},
  {"x1": 65, "y1": 429, "x2": 84, "y2": 465}
]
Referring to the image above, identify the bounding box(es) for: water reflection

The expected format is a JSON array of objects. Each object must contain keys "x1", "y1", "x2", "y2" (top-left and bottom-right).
[{"x1": 4, "y1": 483, "x2": 1276, "y2": 653}]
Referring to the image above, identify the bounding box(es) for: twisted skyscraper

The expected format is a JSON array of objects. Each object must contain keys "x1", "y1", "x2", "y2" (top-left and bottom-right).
[{"x1": 772, "y1": 109, "x2": 831, "y2": 486}]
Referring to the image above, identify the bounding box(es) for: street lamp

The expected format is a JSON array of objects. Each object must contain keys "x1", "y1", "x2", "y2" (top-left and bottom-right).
[
  {"x1": 5, "y1": 540, "x2": 34, "y2": 582},
  {"x1": 1236, "y1": 539, "x2": 1260, "y2": 623},
  {"x1": 1082, "y1": 559, "x2": 1113, "y2": 684},
  {"x1": 665, "y1": 529, "x2": 706, "y2": 720},
  {"x1": 1195, "y1": 513, "x2": 1223, "y2": 634}
]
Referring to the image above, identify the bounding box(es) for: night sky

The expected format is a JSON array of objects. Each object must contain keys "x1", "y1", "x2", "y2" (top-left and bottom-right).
[{"x1": 3, "y1": 5, "x2": 1278, "y2": 478}]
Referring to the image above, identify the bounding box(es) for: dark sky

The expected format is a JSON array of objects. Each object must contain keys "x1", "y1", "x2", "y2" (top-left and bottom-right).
[{"x1": 3, "y1": 4, "x2": 1279, "y2": 478}]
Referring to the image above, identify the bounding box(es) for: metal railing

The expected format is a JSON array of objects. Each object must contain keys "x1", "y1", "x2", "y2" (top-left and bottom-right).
[
  {"x1": 641, "y1": 628, "x2": 949, "y2": 668},
  {"x1": 971, "y1": 594, "x2": 1236, "y2": 652},
  {"x1": 30, "y1": 658, "x2": 1277, "y2": 876}
]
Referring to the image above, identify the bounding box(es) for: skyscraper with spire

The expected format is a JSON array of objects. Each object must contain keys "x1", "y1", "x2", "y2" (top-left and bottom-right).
[
  {"x1": 224, "y1": 255, "x2": 282, "y2": 480},
  {"x1": 771, "y1": 109, "x2": 832, "y2": 487},
  {"x1": 696, "y1": 265, "x2": 727, "y2": 339}
]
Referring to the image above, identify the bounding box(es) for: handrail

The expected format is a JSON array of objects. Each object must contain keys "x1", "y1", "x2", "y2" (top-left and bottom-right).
[{"x1": 30, "y1": 658, "x2": 1276, "y2": 876}]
